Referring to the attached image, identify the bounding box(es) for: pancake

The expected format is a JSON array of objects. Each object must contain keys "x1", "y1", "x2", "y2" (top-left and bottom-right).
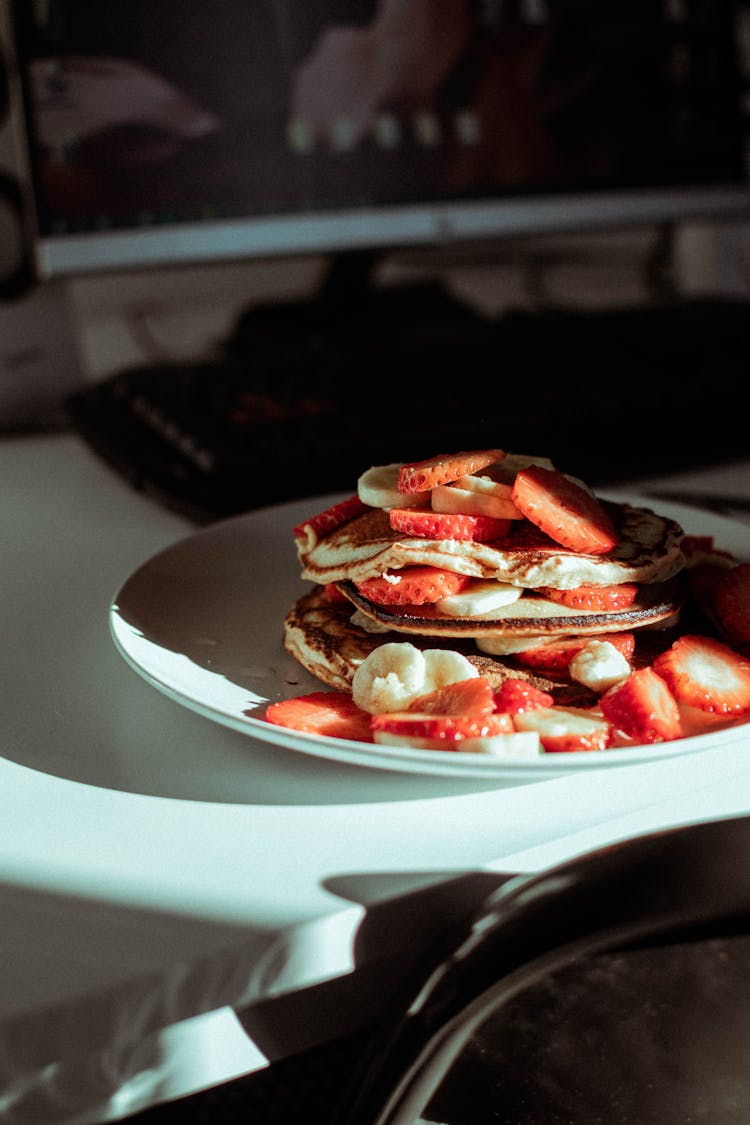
[
  {"x1": 297, "y1": 501, "x2": 685, "y2": 590},
  {"x1": 284, "y1": 587, "x2": 595, "y2": 704},
  {"x1": 337, "y1": 575, "x2": 685, "y2": 638}
]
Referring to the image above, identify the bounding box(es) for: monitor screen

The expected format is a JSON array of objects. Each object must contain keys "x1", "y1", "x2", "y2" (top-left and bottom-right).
[{"x1": 11, "y1": 0, "x2": 750, "y2": 279}]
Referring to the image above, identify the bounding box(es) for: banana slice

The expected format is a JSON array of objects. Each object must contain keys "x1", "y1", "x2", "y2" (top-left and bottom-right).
[
  {"x1": 351, "y1": 641, "x2": 477, "y2": 714},
  {"x1": 431, "y1": 483, "x2": 522, "y2": 520},
  {"x1": 454, "y1": 474, "x2": 514, "y2": 498},
  {"x1": 458, "y1": 732, "x2": 542, "y2": 757},
  {"x1": 476, "y1": 634, "x2": 557, "y2": 655},
  {"x1": 357, "y1": 463, "x2": 430, "y2": 510},
  {"x1": 436, "y1": 579, "x2": 522, "y2": 618},
  {"x1": 478, "y1": 454, "x2": 555, "y2": 486},
  {"x1": 568, "y1": 640, "x2": 630, "y2": 692},
  {"x1": 373, "y1": 730, "x2": 542, "y2": 757}
]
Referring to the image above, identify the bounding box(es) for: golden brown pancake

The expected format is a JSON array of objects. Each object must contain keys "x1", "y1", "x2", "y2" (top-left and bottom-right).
[
  {"x1": 297, "y1": 501, "x2": 685, "y2": 590},
  {"x1": 283, "y1": 587, "x2": 596, "y2": 704},
  {"x1": 336, "y1": 576, "x2": 684, "y2": 638}
]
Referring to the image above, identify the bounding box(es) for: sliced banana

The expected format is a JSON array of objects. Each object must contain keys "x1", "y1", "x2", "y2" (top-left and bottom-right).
[
  {"x1": 568, "y1": 640, "x2": 630, "y2": 692},
  {"x1": 479, "y1": 453, "x2": 555, "y2": 486},
  {"x1": 458, "y1": 732, "x2": 542, "y2": 757},
  {"x1": 351, "y1": 641, "x2": 477, "y2": 714},
  {"x1": 372, "y1": 730, "x2": 542, "y2": 756},
  {"x1": 454, "y1": 474, "x2": 514, "y2": 498},
  {"x1": 431, "y1": 483, "x2": 522, "y2": 520},
  {"x1": 436, "y1": 579, "x2": 522, "y2": 618},
  {"x1": 357, "y1": 463, "x2": 430, "y2": 510},
  {"x1": 476, "y1": 634, "x2": 558, "y2": 655}
]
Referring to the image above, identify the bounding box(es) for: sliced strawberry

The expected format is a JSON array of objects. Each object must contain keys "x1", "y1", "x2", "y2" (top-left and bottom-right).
[
  {"x1": 653, "y1": 634, "x2": 750, "y2": 715},
  {"x1": 678, "y1": 704, "x2": 740, "y2": 739},
  {"x1": 599, "y1": 667, "x2": 682, "y2": 743},
  {"x1": 493, "y1": 679, "x2": 554, "y2": 714},
  {"x1": 323, "y1": 582, "x2": 349, "y2": 603},
  {"x1": 711, "y1": 563, "x2": 750, "y2": 650},
  {"x1": 370, "y1": 711, "x2": 513, "y2": 748},
  {"x1": 265, "y1": 691, "x2": 373, "y2": 742},
  {"x1": 407, "y1": 677, "x2": 496, "y2": 717},
  {"x1": 514, "y1": 632, "x2": 636, "y2": 671},
  {"x1": 355, "y1": 566, "x2": 470, "y2": 606},
  {"x1": 514, "y1": 705, "x2": 611, "y2": 753},
  {"x1": 680, "y1": 534, "x2": 716, "y2": 559},
  {"x1": 293, "y1": 495, "x2": 369, "y2": 550},
  {"x1": 397, "y1": 449, "x2": 505, "y2": 494},
  {"x1": 537, "y1": 583, "x2": 638, "y2": 611},
  {"x1": 389, "y1": 508, "x2": 511, "y2": 542},
  {"x1": 511, "y1": 467, "x2": 619, "y2": 555}
]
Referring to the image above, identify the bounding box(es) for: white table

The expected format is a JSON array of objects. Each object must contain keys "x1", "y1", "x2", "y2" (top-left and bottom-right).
[{"x1": 2, "y1": 433, "x2": 749, "y2": 1123}]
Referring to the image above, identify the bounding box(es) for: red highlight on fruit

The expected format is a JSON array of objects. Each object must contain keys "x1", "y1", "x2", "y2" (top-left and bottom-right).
[
  {"x1": 511, "y1": 467, "x2": 619, "y2": 555},
  {"x1": 389, "y1": 508, "x2": 511, "y2": 542},
  {"x1": 397, "y1": 450, "x2": 505, "y2": 494},
  {"x1": 355, "y1": 567, "x2": 470, "y2": 606},
  {"x1": 538, "y1": 583, "x2": 638, "y2": 611},
  {"x1": 265, "y1": 692, "x2": 373, "y2": 742},
  {"x1": 293, "y1": 495, "x2": 368, "y2": 549}
]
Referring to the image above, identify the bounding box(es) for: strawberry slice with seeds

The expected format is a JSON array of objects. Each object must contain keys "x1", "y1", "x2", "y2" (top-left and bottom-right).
[
  {"x1": 599, "y1": 667, "x2": 682, "y2": 743},
  {"x1": 711, "y1": 563, "x2": 750, "y2": 651},
  {"x1": 293, "y1": 495, "x2": 368, "y2": 551},
  {"x1": 493, "y1": 679, "x2": 554, "y2": 714},
  {"x1": 389, "y1": 508, "x2": 511, "y2": 542},
  {"x1": 537, "y1": 583, "x2": 638, "y2": 611},
  {"x1": 407, "y1": 677, "x2": 496, "y2": 716},
  {"x1": 265, "y1": 692, "x2": 373, "y2": 742},
  {"x1": 355, "y1": 566, "x2": 470, "y2": 606},
  {"x1": 371, "y1": 711, "x2": 513, "y2": 748},
  {"x1": 511, "y1": 467, "x2": 619, "y2": 555},
  {"x1": 514, "y1": 705, "x2": 612, "y2": 753},
  {"x1": 514, "y1": 632, "x2": 636, "y2": 671},
  {"x1": 397, "y1": 450, "x2": 506, "y2": 494},
  {"x1": 653, "y1": 634, "x2": 750, "y2": 715}
]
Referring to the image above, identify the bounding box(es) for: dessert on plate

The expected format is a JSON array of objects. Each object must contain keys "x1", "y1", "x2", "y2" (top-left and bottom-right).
[{"x1": 264, "y1": 448, "x2": 750, "y2": 756}]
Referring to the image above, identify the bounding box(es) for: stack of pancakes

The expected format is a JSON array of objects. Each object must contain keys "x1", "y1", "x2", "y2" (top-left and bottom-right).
[{"x1": 284, "y1": 459, "x2": 686, "y2": 701}]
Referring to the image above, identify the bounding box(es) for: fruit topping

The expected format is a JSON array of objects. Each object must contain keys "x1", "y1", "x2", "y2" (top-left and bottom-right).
[
  {"x1": 397, "y1": 450, "x2": 505, "y2": 494},
  {"x1": 568, "y1": 640, "x2": 631, "y2": 692},
  {"x1": 514, "y1": 705, "x2": 612, "y2": 753},
  {"x1": 407, "y1": 676, "x2": 496, "y2": 716},
  {"x1": 351, "y1": 643, "x2": 477, "y2": 714},
  {"x1": 652, "y1": 634, "x2": 750, "y2": 715},
  {"x1": 357, "y1": 463, "x2": 431, "y2": 510},
  {"x1": 293, "y1": 495, "x2": 368, "y2": 551},
  {"x1": 513, "y1": 632, "x2": 636, "y2": 671},
  {"x1": 389, "y1": 508, "x2": 511, "y2": 542},
  {"x1": 511, "y1": 467, "x2": 619, "y2": 555},
  {"x1": 537, "y1": 583, "x2": 638, "y2": 611},
  {"x1": 710, "y1": 563, "x2": 750, "y2": 651},
  {"x1": 436, "y1": 578, "x2": 522, "y2": 617},
  {"x1": 323, "y1": 582, "x2": 349, "y2": 603},
  {"x1": 599, "y1": 667, "x2": 683, "y2": 743},
  {"x1": 265, "y1": 692, "x2": 373, "y2": 742},
  {"x1": 355, "y1": 566, "x2": 471, "y2": 606},
  {"x1": 371, "y1": 711, "x2": 513, "y2": 748},
  {"x1": 431, "y1": 482, "x2": 522, "y2": 521},
  {"x1": 492, "y1": 679, "x2": 554, "y2": 714}
]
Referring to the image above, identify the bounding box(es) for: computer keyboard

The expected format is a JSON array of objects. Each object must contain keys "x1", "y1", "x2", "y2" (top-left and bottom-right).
[{"x1": 66, "y1": 291, "x2": 750, "y2": 524}]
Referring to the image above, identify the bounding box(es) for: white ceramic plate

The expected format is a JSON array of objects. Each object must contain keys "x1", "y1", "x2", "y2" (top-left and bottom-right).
[{"x1": 110, "y1": 493, "x2": 750, "y2": 780}]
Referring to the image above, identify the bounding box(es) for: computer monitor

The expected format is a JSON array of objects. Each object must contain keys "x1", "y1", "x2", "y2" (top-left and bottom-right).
[{"x1": 9, "y1": 0, "x2": 750, "y2": 282}]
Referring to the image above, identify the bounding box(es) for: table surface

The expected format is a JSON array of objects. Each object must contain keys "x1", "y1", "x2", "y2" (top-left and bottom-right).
[{"x1": 2, "y1": 432, "x2": 750, "y2": 1123}]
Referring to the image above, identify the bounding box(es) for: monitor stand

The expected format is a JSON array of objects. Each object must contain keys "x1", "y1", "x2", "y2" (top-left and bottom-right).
[{"x1": 224, "y1": 246, "x2": 492, "y2": 372}]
